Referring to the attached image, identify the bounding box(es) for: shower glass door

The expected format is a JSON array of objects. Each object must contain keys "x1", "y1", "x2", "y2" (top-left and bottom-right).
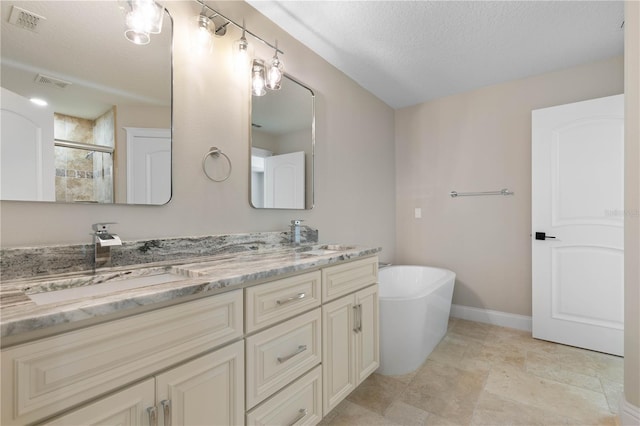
[{"x1": 54, "y1": 142, "x2": 114, "y2": 203}]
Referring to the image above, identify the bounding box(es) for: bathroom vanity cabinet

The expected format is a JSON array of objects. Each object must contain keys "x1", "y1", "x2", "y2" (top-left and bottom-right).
[
  {"x1": 40, "y1": 342, "x2": 245, "y2": 426},
  {"x1": 0, "y1": 255, "x2": 378, "y2": 426},
  {"x1": 321, "y1": 258, "x2": 380, "y2": 413}
]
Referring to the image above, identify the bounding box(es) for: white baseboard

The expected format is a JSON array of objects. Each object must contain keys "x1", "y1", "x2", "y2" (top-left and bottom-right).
[
  {"x1": 450, "y1": 304, "x2": 532, "y2": 332},
  {"x1": 620, "y1": 396, "x2": 640, "y2": 426}
]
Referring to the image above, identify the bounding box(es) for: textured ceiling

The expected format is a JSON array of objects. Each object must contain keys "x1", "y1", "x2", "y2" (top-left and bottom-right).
[{"x1": 247, "y1": 1, "x2": 624, "y2": 109}]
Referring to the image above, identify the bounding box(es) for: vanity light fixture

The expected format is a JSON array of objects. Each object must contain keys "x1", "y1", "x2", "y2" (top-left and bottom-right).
[
  {"x1": 191, "y1": 12, "x2": 214, "y2": 54},
  {"x1": 266, "y1": 41, "x2": 284, "y2": 90},
  {"x1": 121, "y1": 0, "x2": 164, "y2": 45},
  {"x1": 233, "y1": 21, "x2": 251, "y2": 72},
  {"x1": 192, "y1": 0, "x2": 285, "y2": 86},
  {"x1": 251, "y1": 59, "x2": 267, "y2": 96}
]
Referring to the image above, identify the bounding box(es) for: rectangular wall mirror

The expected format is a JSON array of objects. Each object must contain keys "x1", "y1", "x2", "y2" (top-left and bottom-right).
[
  {"x1": 0, "y1": 1, "x2": 172, "y2": 205},
  {"x1": 250, "y1": 74, "x2": 315, "y2": 209}
]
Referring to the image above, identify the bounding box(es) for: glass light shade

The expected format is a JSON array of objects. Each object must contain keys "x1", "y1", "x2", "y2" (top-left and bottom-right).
[
  {"x1": 233, "y1": 36, "x2": 251, "y2": 73},
  {"x1": 124, "y1": 27, "x2": 150, "y2": 45},
  {"x1": 266, "y1": 54, "x2": 284, "y2": 90},
  {"x1": 191, "y1": 14, "x2": 214, "y2": 54},
  {"x1": 251, "y1": 59, "x2": 267, "y2": 97},
  {"x1": 126, "y1": 0, "x2": 164, "y2": 34}
]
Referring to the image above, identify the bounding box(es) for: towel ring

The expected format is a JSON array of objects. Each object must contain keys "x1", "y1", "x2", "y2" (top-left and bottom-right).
[{"x1": 202, "y1": 147, "x2": 232, "y2": 182}]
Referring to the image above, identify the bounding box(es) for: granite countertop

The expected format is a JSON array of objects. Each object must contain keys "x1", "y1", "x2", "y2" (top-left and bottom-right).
[{"x1": 0, "y1": 244, "x2": 380, "y2": 344}]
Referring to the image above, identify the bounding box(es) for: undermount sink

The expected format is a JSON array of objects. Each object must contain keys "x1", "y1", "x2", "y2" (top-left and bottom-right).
[
  {"x1": 301, "y1": 244, "x2": 357, "y2": 256},
  {"x1": 25, "y1": 271, "x2": 185, "y2": 306}
]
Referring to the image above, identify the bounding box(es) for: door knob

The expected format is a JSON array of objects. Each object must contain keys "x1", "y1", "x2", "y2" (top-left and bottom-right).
[{"x1": 535, "y1": 232, "x2": 556, "y2": 240}]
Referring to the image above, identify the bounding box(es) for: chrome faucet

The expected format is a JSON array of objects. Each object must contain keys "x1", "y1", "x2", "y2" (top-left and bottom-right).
[
  {"x1": 93, "y1": 223, "x2": 122, "y2": 269},
  {"x1": 290, "y1": 219, "x2": 303, "y2": 245}
]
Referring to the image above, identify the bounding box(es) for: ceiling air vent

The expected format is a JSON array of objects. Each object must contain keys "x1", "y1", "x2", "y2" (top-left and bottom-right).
[
  {"x1": 8, "y1": 6, "x2": 46, "y2": 33},
  {"x1": 35, "y1": 74, "x2": 72, "y2": 90}
]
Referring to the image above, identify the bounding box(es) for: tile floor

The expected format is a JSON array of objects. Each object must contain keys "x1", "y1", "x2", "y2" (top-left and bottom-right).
[{"x1": 320, "y1": 318, "x2": 624, "y2": 426}]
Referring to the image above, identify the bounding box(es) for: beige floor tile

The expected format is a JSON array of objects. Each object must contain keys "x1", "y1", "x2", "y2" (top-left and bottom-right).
[
  {"x1": 381, "y1": 369, "x2": 420, "y2": 385},
  {"x1": 471, "y1": 391, "x2": 575, "y2": 425},
  {"x1": 484, "y1": 364, "x2": 612, "y2": 424},
  {"x1": 383, "y1": 400, "x2": 429, "y2": 426},
  {"x1": 400, "y1": 360, "x2": 486, "y2": 425},
  {"x1": 448, "y1": 320, "x2": 494, "y2": 343},
  {"x1": 346, "y1": 373, "x2": 407, "y2": 415},
  {"x1": 333, "y1": 320, "x2": 623, "y2": 426},
  {"x1": 554, "y1": 345, "x2": 624, "y2": 383},
  {"x1": 321, "y1": 400, "x2": 395, "y2": 426},
  {"x1": 463, "y1": 340, "x2": 526, "y2": 370},
  {"x1": 427, "y1": 336, "x2": 491, "y2": 375},
  {"x1": 525, "y1": 351, "x2": 603, "y2": 392},
  {"x1": 600, "y1": 377, "x2": 624, "y2": 414},
  {"x1": 422, "y1": 411, "x2": 467, "y2": 426}
]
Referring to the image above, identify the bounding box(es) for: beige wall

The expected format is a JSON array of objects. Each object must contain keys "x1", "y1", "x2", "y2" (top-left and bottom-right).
[
  {"x1": 0, "y1": 1, "x2": 396, "y2": 264},
  {"x1": 624, "y1": 0, "x2": 640, "y2": 412},
  {"x1": 395, "y1": 56, "x2": 624, "y2": 316}
]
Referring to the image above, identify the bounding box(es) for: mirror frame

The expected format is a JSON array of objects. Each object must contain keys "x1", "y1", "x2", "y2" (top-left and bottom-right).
[
  {"x1": 0, "y1": 4, "x2": 173, "y2": 206},
  {"x1": 249, "y1": 73, "x2": 315, "y2": 210}
]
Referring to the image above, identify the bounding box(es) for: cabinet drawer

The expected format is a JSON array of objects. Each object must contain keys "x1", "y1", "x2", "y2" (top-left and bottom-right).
[
  {"x1": 246, "y1": 308, "x2": 322, "y2": 409},
  {"x1": 322, "y1": 256, "x2": 378, "y2": 302},
  {"x1": 246, "y1": 271, "x2": 321, "y2": 333},
  {"x1": 247, "y1": 365, "x2": 322, "y2": 426},
  {"x1": 1, "y1": 290, "x2": 243, "y2": 426}
]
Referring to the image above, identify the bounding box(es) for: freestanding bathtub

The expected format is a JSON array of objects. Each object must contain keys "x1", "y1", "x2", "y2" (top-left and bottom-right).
[{"x1": 377, "y1": 265, "x2": 456, "y2": 376}]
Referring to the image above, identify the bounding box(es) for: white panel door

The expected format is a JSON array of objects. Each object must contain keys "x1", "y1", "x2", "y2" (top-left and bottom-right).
[
  {"x1": 0, "y1": 87, "x2": 55, "y2": 201},
  {"x1": 532, "y1": 94, "x2": 624, "y2": 355},
  {"x1": 125, "y1": 127, "x2": 171, "y2": 204},
  {"x1": 264, "y1": 151, "x2": 305, "y2": 209}
]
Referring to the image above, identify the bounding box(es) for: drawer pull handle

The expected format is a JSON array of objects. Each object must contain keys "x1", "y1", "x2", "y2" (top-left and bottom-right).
[
  {"x1": 277, "y1": 345, "x2": 307, "y2": 363},
  {"x1": 161, "y1": 400, "x2": 171, "y2": 426},
  {"x1": 148, "y1": 406, "x2": 158, "y2": 426},
  {"x1": 288, "y1": 408, "x2": 308, "y2": 426},
  {"x1": 277, "y1": 293, "x2": 306, "y2": 306}
]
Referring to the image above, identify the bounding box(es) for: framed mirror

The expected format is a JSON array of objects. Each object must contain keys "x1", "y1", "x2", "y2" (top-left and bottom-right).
[
  {"x1": 0, "y1": 1, "x2": 172, "y2": 205},
  {"x1": 250, "y1": 74, "x2": 315, "y2": 209}
]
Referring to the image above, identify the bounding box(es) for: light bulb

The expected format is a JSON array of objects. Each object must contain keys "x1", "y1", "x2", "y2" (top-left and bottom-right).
[
  {"x1": 252, "y1": 59, "x2": 266, "y2": 96},
  {"x1": 191, "y1": 14, "x2": 214, "y2": 54},
  {"x1": 123, "y1": 0, "x2": 163, "y2": 45},
  {"x1": 125, "y1": 27, "x2": 150, "y2": 45},
  {"x1": 130, "y1": 0, "x2": 164, "y2": 34},
  {"x1": 266, "y1": 51, "x2": 284, "y2": 90},
  {"x1": 233, "y1": 36, "x2": 250, "y2": 72}
]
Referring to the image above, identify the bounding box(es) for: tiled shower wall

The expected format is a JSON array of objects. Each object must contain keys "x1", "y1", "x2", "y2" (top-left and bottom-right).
[{"x1": 54, "y1": 109, "x2": 114, "y2": 203}]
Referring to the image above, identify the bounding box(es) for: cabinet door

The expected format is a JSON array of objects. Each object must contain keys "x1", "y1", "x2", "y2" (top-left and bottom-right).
[
  {"x1": 156, "y1": 341, "x2": 244, "y2": 426},
  {"x1": 40, "y1": 379, "x2": 155, "y2": 426},
  {"x1": 355, "y1": 284, "x2": 380, "y2": 384},
  {"x1": 322, "y1": 296, "x2": 356, "y2": 414}
]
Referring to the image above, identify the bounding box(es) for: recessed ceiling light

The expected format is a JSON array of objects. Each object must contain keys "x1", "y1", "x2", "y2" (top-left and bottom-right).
[{"x1": 29, "y1": 97, "x2": 48, "y2": 107}]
